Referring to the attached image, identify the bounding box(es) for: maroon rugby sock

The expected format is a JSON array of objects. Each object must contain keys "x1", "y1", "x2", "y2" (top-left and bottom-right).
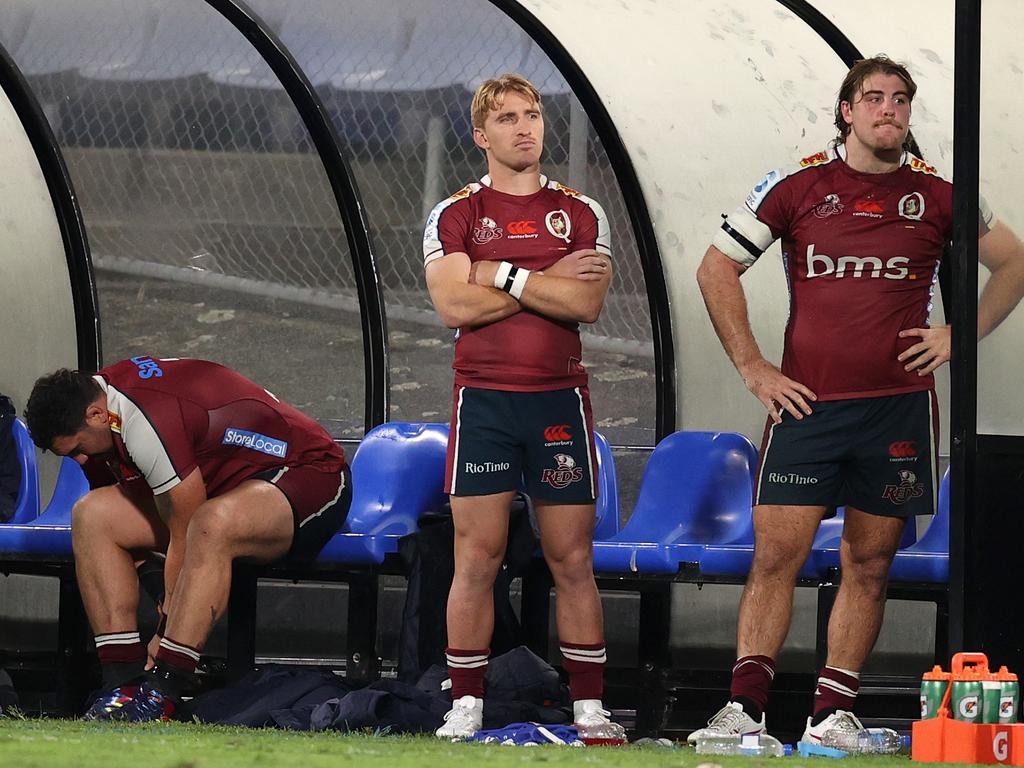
[
  {"x1": 446, "y1": 647, "x2": 489, "y2": 699},
  {"x1": 729, "y1": 654, "x2": 776, "y2": 720},
  {"x1": 154, "y1": 635, "x2": 201, "y2": 676},
  {"x1": 95, "y1": 630, "x2": 146, "y2": 688},
  {"x1": 811, "y1": 665, "x2": 860, "y2": 724},
  {"x1": 560, "y1": 641, "x2": 606, "y2": 701}
]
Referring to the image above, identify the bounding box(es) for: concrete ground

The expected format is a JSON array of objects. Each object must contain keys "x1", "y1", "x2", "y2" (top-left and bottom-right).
[{"x1": 95, "y1": 269, "x2": 658, "y2": 446}]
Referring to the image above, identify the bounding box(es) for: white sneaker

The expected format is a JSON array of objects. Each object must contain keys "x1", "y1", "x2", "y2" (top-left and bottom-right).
[
  {"x1": 435, "y1": 695, "x2": 483, "y2": 740},
  {"x1": 687, "y1": 701, "x2": 766, "y2": 746},
  {"x1": 573, "y1": 699, "x2": 626, "y2": 743},
  {"x1": 801, "y1": 709, "x2": 868, "y2": 745}
]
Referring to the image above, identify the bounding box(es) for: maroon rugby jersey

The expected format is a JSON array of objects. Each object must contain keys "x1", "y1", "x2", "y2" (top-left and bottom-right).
[
  {"x1": 86, "y1": 357, "x2": 346, "y2": 497},
  {"x1": 423, "y1": 175, "x2": 611, "y2": 391},
  {"x1": 714, "y1": 144, "x2": 993, "y2": 401}
]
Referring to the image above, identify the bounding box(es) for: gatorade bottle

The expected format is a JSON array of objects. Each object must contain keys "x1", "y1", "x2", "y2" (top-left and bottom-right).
[
  {"x1": 920, "y1": 666, "x2": 950, "y2": 720},
  {"x1": 950, "y1": 653, "x2": 989, "y2": 724},
  {"x1": 996, "y1": 666, "x2": 1020, "y2": 724}
]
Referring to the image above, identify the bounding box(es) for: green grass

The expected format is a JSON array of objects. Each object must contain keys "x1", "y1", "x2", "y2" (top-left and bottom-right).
[{"x1": 0, "y1": 719, "x2": 949, "y2": 768}]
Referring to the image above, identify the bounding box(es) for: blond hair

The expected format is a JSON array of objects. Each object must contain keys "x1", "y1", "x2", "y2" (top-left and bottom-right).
[{"x1": 470, "y1": 74, "x2": 542, "y2": 130}]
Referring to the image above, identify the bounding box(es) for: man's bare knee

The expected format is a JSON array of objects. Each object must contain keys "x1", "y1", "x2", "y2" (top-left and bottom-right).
[
  {"x1": 842, "y1": 546, "x2": 894, "y2": 588},
  {"x1": 71, "y1": 492, "x2": 117, "y2": 546},
  {"x1": 749, "y1": 540, "x2": 809, "y2": 581},
  {"x1": 185, "y1": 504, "x2": 240, "y2": 554},
  {"x1": 546, "y1": 546, "x2": 593, "y2": 587}
]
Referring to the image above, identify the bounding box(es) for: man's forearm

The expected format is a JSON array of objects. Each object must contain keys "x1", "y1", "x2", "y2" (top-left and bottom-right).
[
  {"x1": 161, "y1": 537, "x2": 184, "y2": 617},
  {"x1": 438, "y1": 283, "x2": 521, "y2": 328},
  {"x1": 517, "y1": 273, "x2": 607, "y2": 324},
  {"x1": 697, "y1": 258, "x2": 764, "y2": 372},
  {"x1": 978, "y1": 260, "x2": 1024, "y2": 339}
]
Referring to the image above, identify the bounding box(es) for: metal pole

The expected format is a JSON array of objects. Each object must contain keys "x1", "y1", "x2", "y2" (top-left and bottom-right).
[{"x1": 948, "y1": 0, "x2": 982, "y2": 654}]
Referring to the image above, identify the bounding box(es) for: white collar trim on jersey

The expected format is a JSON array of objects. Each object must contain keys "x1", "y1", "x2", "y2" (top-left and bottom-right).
[
  {"x1": 832, "y1": 142, "x2": 909, "y2": 167},
  {"x1": 480, "y1": 173, "x2": 548, "y2": 188}
]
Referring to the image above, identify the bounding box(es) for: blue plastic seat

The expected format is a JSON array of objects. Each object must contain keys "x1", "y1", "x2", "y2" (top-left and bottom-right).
[
  {"x1": 0, "y1": 456, "x2": 88, "y2": 559},
  {"x1": 591, "y1": 432, "x2": 757, "y2": 574},
  {"x1": 314, "y1": 422, "x2": 449, "y2": 565},
  {"x1": 592, "y1": 431, "x2": 619, "y2": 541},
  {"x1": 810, "y1": 475, "x2": 939, "y2": 578},
  {"x1": 8, "y1": 419, "x2": 40, "y2": 524},
  {"x1": 885, "y1": 469, "x2": 950, "y2": 583}
]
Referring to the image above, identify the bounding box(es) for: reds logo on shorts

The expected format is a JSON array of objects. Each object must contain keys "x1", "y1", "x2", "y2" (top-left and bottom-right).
[
  {"x1": 882, "y1": 469, "x2": 925, "y2": 504},
  {"x1": 541, "y1": 453, "x2": 584, "y2": 489}
]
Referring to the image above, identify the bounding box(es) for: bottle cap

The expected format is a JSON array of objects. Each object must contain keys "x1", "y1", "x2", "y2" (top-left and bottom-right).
[
  {"x1": 923, "y1": 665, "x2": 951, "y2": 681},
  {"x1": 997, "y1": 666, "x2": 1019, "y2": 682}
]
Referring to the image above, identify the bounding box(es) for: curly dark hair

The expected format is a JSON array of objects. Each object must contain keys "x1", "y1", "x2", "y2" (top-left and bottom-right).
[
  {"x1": 834, "y1": 55, "x2": 917, "y2": 150},
  {"x1": 24, "y1": 369, "x2": 102, "y2": 451}
]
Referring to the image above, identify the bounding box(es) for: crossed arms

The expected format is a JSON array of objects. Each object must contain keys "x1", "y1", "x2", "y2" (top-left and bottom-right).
[{"x1": 425, "y1": 249, "x2": 612, "y2": 328}]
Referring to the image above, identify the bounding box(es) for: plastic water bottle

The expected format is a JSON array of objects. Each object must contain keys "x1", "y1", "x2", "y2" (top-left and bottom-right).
[
  {"x1": 820, "y1": 727, "x2": 905, "y2": 754},
  {"x1": 575, "y1": 720, "x2": 627, "y2": 745},
  {"x1": 695, "y1": 733, "x2": 789, "y2": 757}
]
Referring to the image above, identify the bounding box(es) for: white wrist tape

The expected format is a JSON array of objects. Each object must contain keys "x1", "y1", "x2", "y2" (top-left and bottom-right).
[
  {"x1": 493, "y1": 261, "x2": 514, "y2": 289},
  {"x1": 492, "y1": 260, "x2": 530, "y2": 300},
  {"x1": 508, "y1": 267, "x2": 530, "y2": 300}
]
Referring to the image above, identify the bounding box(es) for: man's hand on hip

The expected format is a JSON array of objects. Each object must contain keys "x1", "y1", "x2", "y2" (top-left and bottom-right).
[
  {"x1": 898, "y1": 324, "x2": 951, "y2": 375},
  {"x1": 739, "y1": 358, "x2": 817, "y2": 425}
]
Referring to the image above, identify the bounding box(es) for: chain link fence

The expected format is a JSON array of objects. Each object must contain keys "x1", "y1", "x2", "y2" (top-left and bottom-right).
[{"x1": 3, "y1": 0, "x2": 656, "y2": 439}]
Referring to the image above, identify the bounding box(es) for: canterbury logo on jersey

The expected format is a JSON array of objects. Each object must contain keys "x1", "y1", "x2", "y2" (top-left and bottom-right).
[
  {"x1": 805, "y1": 245, "x2": 912, "y2": 280},
  {"x1": 506, "y1": 220, "x2": 537, "y2": 236}
]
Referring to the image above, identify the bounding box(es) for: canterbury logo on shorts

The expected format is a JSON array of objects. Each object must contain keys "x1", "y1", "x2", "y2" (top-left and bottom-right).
[{"x1": 543, "y1": 425, "x2": 572, "y2": 442}]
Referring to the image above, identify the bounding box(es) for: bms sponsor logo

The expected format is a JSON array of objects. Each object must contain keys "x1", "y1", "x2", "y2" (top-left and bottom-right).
[
  {"x1": 805, "y1": 244, "x2": 912, "y2": 280},
  {"x1": 222, "y1": 428, "x2": 288, "y2": 457}
]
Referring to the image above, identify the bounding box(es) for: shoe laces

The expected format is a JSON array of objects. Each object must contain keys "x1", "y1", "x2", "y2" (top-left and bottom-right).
[
  {"x1": 705, "y1": 703, "x2": 749, "y2": 731},
  {"x1": 822, "y1": 710, "x2": 865, "y2": 734},
  {"x1": 443, "y1": 696, "x2": 479, "y2": 724},
  {"x1": 123, "y1": 683, "x2": 173, "y2": 722},
  {"x1": 576, "y1": 706, "x2": 612, "y2": 727}
]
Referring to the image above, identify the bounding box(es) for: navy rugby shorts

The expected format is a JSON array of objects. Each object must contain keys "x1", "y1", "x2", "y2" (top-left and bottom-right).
[
  {"x1": 755, "y1": 390, "x2": 938, "y2": 518},
  {"x1": 445, "y1": 385, "x2": 597, "y2": 503}
]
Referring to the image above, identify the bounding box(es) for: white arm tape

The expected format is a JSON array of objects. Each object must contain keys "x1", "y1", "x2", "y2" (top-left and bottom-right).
[
  {"x1": 509, "y1": 267, "x2": 530, "y2": 300},
  {"x1": 493, "y1": 260, "x2": 514, "y2": 289}
]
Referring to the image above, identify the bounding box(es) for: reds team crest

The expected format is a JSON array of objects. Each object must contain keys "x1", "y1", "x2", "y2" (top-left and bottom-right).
[
  {"x1": 472, "y1": 217, "x2": 503, "y2": 245},
  {"x1": 882, "y1": 469, "x2": 925, "y2": 504},
  {"x1": 545, "y1": 209, "x2": 571, "y2": 242},
  {"x1": 898, "y1": 192, "x2": 925, "y2": 221},
  {"x1": 813, "y1": 194, "x2": 843, "y2": 219},
  {"x1": 541, "y1": 453, "x2": 584, "y2": 489}
]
